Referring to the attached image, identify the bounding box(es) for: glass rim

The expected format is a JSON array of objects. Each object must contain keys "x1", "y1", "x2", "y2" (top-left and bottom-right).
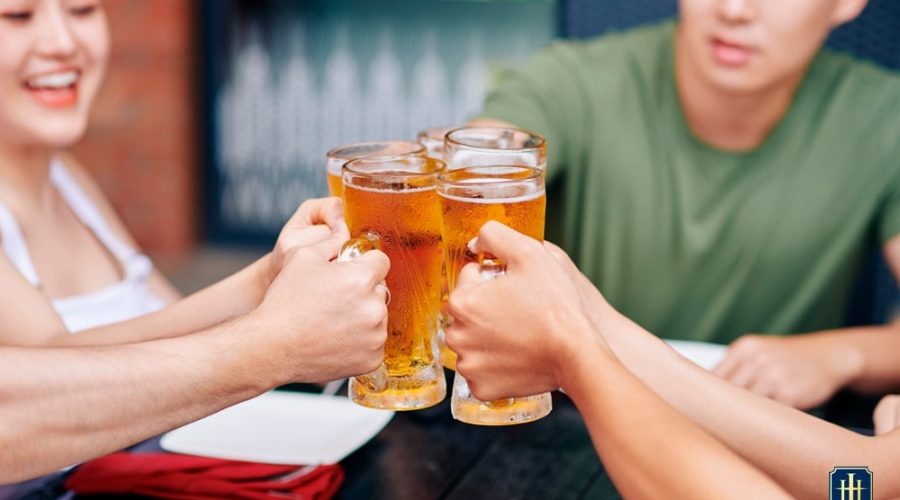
[
  {"x1": 437, "y1": 165, "x2": 543, "y2": 187},
  {"x1": 343, "y1": 155, "x2": 446, "y2": 180},
  {"x1": 444, "y1": 126, "x2": 546, "y2": 153},
  {"x1": 326, "y1": 140, "x2": 426, "y2": 161},
  {"x1": 417, "y1": 126, "x2": 455, "y2": 142}
]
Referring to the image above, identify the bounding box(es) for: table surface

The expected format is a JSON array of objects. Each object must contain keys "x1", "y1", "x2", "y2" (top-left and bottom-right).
[
  {"x1": 336, "y1": 374, "x2": 619, "y2": 500},
  {"x1": 61, "y1": 374, "x2": 878, "y2": 500}
]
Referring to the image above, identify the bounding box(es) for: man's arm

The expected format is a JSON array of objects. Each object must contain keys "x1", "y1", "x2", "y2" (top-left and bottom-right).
[
  {"x1": 0, "y1": 229, "x2": 390, "y2": 483},
  {"x1": 0, "y1": 319, "x2": 269, "y2": 482},
  {"x1": 713, "y1": 235, "x2": 900, "y2": 409},
  {"x1": 446, "y1": 222, "x2": 788, "y2": 499},
  {"x1": 566, "y1": 340, "x2": 790, "y2": 500},
  {"x1": 550, "y1": 243, "x2": 900, "y2": 499}
]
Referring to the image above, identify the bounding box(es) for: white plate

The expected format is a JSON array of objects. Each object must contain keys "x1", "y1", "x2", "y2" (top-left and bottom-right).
[
  {"x1": 160, "y1": 391, "x2": 393, "y2": 465},
  {"x1": 665, "y1": 339, "x2": 728, "y2": 371}
]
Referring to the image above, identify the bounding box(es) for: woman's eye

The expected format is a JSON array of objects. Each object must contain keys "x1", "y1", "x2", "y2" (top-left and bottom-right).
[
  {"x1": 1, "y1": 11, "x2": 33, "y2": 22},
  {"x1": 69, "y1": 4, "x2": 97, "y2": 17}
]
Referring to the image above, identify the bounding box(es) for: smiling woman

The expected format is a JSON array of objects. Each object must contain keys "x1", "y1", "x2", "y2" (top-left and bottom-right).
[
  {"x1": 0, "y1": 0, "x2": 108, "y2": 145},
  {"x1": 0, "y1": 0, "x2": 184, "y2": 338}
]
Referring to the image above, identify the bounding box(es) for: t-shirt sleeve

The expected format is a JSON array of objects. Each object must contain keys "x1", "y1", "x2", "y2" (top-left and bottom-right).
[
  {"x1": 879, "y1": 167, "x2": 900, "y2": 244},
  {"x1": 476, "y1": 42, "x2": 591, "y2": 183}
]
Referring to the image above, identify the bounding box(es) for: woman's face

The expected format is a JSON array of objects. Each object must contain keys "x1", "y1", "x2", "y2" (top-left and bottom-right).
[{"x1": 0, "y1": 0, "x2": 108, "y2": 149}]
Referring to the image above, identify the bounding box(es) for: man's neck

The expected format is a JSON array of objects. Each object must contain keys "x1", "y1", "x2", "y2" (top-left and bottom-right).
[{"x1": 674, "y1": 28, "x2": 804, "y2": 153}]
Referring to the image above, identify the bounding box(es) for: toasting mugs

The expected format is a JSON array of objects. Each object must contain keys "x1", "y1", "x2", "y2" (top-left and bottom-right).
[{"x1": 334, "y1": 127, "x2": 550, "y2": 425}]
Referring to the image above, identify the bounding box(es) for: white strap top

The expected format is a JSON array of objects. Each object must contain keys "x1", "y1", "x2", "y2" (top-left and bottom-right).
[{"x1": 0, "y1": 159, "x2": 165, "y2": 333}]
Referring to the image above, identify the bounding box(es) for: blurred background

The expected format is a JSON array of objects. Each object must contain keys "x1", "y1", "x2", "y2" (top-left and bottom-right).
[{"x1": 79, "y1": 0, "x2": 900, "y2": 297}]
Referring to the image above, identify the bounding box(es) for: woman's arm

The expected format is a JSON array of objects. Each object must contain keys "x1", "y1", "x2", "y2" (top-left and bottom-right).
[{"x1": 49, "y1": 255, "x2": 272, "y2": 346}]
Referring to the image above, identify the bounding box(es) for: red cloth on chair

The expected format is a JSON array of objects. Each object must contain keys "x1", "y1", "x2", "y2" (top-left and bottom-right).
[{"x1": 65, "y1": 452, "x2": 344, "y2": 499}]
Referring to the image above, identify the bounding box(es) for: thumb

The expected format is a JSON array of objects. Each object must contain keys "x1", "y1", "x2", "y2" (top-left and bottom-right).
[{"x1": 470, "y1": 220, "x2": 541, "y2": 268}]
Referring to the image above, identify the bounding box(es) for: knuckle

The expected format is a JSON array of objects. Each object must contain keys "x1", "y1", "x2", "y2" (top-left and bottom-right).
[
  {"x1": 447, "y1": 291, "x2": 471, "y2": 316},
  {"x1": 360, "y1": 301, "x2": 387, "y2": 328},
  {"x1": 362, "y1": 355, "x2": 382, "y2": 374},
  {"x1": 454, "y1": 356, "x2": 471, "y2": 376},
  {"x1": 468, "y1": 381, "x2": 496, "y2": 402},
  {"x1": 520, "y1": 239, "x2": 542, "y2": 257},
  {"x1": 733, "y1": 336, "x2": 761, "y2": 354},
  {"x1": 444, "y1": 328, "x2": 460, "y2": 351},
  {"x1": 344, "y1": 269, "x2": 372, "y2": 293}
]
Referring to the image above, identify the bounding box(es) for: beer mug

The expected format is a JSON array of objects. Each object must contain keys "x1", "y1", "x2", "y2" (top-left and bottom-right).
[
  {"x1": 443, "y1": 126, "x2": 547, "y2": 171},
  {"x1": 416, "y1": 126, "x2": 454, "y2": 160},
  {"x1": 340, "y1": 155, "x2": 446, "y2": 410},
  {"x1": 438, "y1": 126, "x2": 547, "y2": 371},
  {"x1": 325, "y1": 141, "x2": 426, "y2": 197},
  {"x1": 417, "y1": 126, "x2": 456, "y2": 369},
  {"x1": 439, "y1": 168, "x2": 551, "y2": 427}
]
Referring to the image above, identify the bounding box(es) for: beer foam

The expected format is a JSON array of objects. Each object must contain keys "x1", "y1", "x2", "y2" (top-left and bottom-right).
[
  {"x1": 438, "y1": 188, "x2": 545, "y2": 204},
  {"x1": 345, "y1": 183, "x2": 437, "y2": 194}
]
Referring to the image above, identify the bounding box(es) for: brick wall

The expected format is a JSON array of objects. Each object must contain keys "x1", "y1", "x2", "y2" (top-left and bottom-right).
[{"x1": 72, "y1": 0, "x2": 198, "y2": 258}]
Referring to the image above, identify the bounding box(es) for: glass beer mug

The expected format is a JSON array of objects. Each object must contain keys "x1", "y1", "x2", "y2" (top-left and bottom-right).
[
  {"x1": 340, "y1": 155, "x2": 446, "y2": 410},
  {"x1": 416, "y1": 126, "x2": 454, "y2": 161},
  {"x1": 438, "y1": 127, "x2": 547, "y2": 371},
  {"x1": 441, "y1": 127, "x2": 551, "y2": 426},
  {"x1": 325, "y1": 141, "x2": 425, "y2": 197},
  {"x1": 417, "y1": 126, "x2": 456, "y2": 369}
]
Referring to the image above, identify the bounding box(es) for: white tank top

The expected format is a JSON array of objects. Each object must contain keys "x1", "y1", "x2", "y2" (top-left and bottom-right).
[{"x1": 0, "y1": 159, "x2": 165, "y2": 333}]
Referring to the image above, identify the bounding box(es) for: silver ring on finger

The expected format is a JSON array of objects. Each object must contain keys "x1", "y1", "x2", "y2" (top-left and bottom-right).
[{"x1": 376, "y1": 282, "x2": 391, "y2": 305}]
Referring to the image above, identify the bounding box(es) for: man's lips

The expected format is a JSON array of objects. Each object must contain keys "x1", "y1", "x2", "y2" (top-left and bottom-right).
[{"x1": 710, "y1": 37, "x2": 754, "y2": 67}]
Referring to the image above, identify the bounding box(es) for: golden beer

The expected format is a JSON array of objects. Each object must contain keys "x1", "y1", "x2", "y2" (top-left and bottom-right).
[
  {"x1": 439, "y1": 127, "x2": 547, "y2": 370},
  {"x1": 417, "y1": 126, "x2": 456, "y2": 369},
  {"x1": 342, "y1": 156, "x2": 446, "y2": 410},
  {"x1": 438, "y1": 165, "x2": 551, "y2": 426},
  {"x1": 325, "y1": 141, "x2": 426, "y2": 197}
]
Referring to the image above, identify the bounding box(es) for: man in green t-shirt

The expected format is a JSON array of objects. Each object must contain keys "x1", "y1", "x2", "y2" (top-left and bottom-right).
[{"x1": 474, "y1": 0, "x2": 900, "y2": 410}]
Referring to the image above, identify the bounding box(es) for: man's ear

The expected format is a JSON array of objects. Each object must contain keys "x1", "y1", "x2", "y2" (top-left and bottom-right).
[{"x1": 830, "y1": 0, "x2": 868, "y2": 27}]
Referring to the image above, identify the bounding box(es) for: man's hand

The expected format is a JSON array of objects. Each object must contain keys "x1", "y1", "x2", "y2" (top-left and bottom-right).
[
  {"x1": 446, "y1": 222, "x2": 602, "y2": 401},
  {"x1": 712, "y1": 334, "x2": 864, "y2": 410},
  {"x1": 874, "y1": 394, "x2": 900, "y2": 435},
  {"x1": 251, "y1": 228, "x2": 390, "y2": 385}
]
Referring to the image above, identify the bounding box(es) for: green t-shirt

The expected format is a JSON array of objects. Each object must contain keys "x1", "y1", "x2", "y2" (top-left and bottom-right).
[{"x1": 479, "y1": 21, "x2": 900, "y2": 343}]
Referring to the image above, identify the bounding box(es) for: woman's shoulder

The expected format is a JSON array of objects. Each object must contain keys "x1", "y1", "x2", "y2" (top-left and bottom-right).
[{"x1": 55, "y1": 154, "x2": 141, "y2": 251}]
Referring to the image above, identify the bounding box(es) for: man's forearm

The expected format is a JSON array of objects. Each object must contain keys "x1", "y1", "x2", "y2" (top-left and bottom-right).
[
  {"x1": 835, "y1": 322, "x2": 900, "y2": 393},
  {"x1": 53, "y1": 256, "x2": 272, "y2": 347},
  {"x1": 592, "y1": 311, "x2": 897, "y2": 498},
  {"x1": 0, "y1": 317, "x2": 271, "y2": 483},
  {"x1": 566, "y1": 340, "x2": 789, "y2": 500}
]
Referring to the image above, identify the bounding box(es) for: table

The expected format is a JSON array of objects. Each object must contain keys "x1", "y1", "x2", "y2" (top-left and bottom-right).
[{"x1": 337, "y1": 375, "x2": 619, "y2": 500}]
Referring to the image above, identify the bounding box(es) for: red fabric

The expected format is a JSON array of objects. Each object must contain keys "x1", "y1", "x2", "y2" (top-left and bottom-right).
[{"x1": 65, "y1": 452, "x2": 343, "y2": 500}]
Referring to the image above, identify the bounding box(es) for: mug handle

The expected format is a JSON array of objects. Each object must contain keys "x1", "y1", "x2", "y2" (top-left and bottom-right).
[
  {"x1": 338, "y1": 231, "x2": 388, "y2": 393},
  {"x1": 476, "y1": 253, "x2": 514, "y2": 408}
]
